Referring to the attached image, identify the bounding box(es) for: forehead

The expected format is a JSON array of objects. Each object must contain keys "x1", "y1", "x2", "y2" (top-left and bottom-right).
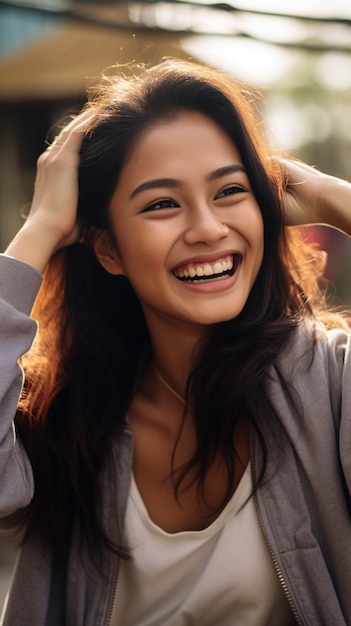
[{"x1": 122, "y1": 110, "x2": 243, "y2": 174}]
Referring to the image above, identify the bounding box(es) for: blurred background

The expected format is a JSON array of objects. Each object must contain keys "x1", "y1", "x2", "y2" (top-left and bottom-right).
[{"x1": 0, "y1": 0, "x2": 351, "y2": 611}]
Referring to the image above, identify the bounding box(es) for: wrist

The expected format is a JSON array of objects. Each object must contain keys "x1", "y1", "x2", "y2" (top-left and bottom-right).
[
  {"x1": 319, "y1": 176, "x2": 351, "y2": 236},
  {"x1": 4, "y1": 219, "x2": 64, "y2": 273}
]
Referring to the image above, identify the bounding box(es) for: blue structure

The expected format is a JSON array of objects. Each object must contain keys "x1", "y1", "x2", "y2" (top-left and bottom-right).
[{"x1": 0, "y1": 3, "x2": 62, "y2": 58}]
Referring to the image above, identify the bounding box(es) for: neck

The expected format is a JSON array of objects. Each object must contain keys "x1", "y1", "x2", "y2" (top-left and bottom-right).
[
  {"x1": 140, "y1": 311, "x2": 205, "y2": 405},
  {"x1": 142, "y1": 309, "x2": 205, "y2": 373},
  {"x1": 153, "y1": 363, "x2": 186, "y2": 404}
]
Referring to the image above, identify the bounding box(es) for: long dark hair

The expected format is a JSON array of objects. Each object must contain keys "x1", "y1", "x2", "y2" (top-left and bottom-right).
[{"x1": 16, "y1": 59, "x2": 342, "y2": 558}]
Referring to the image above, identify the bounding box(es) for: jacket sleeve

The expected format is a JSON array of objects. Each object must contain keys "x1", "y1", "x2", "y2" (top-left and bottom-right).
[
  {"x1": 295, "y1": 324, "x2": 351, "y2": 501},
  {"x1": 335, "y1": 327, "x2": 351, "y2": 500},
  {"x1": 0, "y1": 254, "x2": 42, "y2": 520}
]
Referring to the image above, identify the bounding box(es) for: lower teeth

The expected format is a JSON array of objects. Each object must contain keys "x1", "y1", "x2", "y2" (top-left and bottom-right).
[
  {"x1": 182, "y1": 272, "x2": 231, "y2": 283},
  {"x1": 191, "y1": 276, "x2": 227, "y2": 283}
]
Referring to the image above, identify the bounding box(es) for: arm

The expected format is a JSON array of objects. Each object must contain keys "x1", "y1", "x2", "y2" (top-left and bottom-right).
[
  {"x1": 0, "y1": 256, "x2": 42, "y2": 519},
  {"x1": 281, "y1": 159, "x2": 351, "y2": 237},
  {"x1": 0, "y1": 111, "x2": 91, "y2": 520}
]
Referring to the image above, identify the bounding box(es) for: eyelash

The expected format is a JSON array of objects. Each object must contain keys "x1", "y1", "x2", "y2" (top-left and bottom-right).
[
  {"x1": 141, "y1": 184, "x2": 246, "y2": 213},
  {"x1": 215, "y1": 184, "x2": 246, "y2": 199},
  {"x1": 142, "y1": 198, "x2": 180, "y2": 213}
]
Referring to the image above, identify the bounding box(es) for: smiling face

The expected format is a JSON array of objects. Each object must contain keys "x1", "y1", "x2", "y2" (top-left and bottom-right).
[{"x1": 97, "y1": 111, "x2": 264, "y2": 339}]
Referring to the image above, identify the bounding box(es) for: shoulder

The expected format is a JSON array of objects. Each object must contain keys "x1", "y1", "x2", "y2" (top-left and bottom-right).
[
  {"x1": 277, "y1": 318, "x2": 350, "y2": 376},
  {"x1": 268, "y1": 319, "x2": 350, "y2": 422}
]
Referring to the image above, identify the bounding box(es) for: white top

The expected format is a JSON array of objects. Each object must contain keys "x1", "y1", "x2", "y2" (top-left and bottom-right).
[{"x1": 112, "y1": 465, "x2": 295, "y2": 625}]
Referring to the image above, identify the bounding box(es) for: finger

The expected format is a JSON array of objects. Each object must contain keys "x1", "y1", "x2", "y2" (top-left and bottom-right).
[
  {"x1": 46, "y1": 135, "x2": 62, "y2": 151},
  {"x1": 46, "y1": 109, "x2": 95, "y2": 152}
]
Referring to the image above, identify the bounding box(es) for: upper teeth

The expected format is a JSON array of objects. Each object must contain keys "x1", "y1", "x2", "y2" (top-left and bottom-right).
[{"x1": 174, "y1": 256, "x2": 234, "y2": 279}]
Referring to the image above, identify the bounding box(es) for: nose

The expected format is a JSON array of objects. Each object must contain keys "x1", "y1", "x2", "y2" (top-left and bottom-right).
[{"x1": 183, "y1": 204, "x2": 230, "y2": 245}]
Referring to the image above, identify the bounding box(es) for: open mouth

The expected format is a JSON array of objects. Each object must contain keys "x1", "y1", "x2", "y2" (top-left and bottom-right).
[{"x1": 173, "y1": 254, "x2": 241, "y2": 284}]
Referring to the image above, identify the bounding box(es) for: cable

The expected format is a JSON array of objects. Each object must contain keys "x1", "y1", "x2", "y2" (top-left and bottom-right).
[{"x1": 0, "y1": 0, "x2": 350, "y2": 53}]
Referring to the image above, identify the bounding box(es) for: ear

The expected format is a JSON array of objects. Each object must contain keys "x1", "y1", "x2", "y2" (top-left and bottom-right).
[{"x1": 92, "y1": 228, "x2": 125, "y2": 276}]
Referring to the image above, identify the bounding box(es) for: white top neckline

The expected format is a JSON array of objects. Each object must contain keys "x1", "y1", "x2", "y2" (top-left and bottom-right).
[
  {"x1": 129, "y1": 462, "x2": 251, "y2": 538},
  {"x1": 112, "y1": 462, "x2": 295, "y2": 626}
]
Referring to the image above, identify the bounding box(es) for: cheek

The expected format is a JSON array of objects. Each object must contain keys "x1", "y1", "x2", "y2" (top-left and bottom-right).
[
  {"x1": 257, "y1": 243, "x2": 264, "y2": 277},
  {"x1": 252, "y1": 210, "x2": 264, "y2": 249},
  {"x1": 251, "y1": 213, "x2": 264, "y2": 274},
  {"x1": 115, "y1": 230, "x2": 166, "y2": 291},
  {"x1": 112, "y1": 221, "x2": 145, "y2": 269},
  {"x1": 119, "y1": 236, "x2": 160, "y2": 271}
]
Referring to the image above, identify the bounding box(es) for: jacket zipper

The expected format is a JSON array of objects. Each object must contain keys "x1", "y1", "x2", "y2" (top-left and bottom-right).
[
  {"x1": 253, "y1": 493, "x2": 303, "y2": 626},
  {"x1": 105, "y1": 560, "x2": 120, "y2": 626},
  {"x1": 105, "y1": 447, "x2": 122, "y2": 626}
]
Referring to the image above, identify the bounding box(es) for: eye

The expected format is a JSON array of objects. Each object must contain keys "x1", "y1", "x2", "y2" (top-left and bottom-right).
[
  {"x1": 215, "y1": 184, "x2": 246, "y2": 200},
  {"x1": 141, "y1": 198, "x2": 180, "y2": 213}
]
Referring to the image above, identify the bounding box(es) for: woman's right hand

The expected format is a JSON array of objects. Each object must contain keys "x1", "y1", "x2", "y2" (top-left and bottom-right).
[{"x1": 5, "y1": 110, "x2": 93, "y2": 273}]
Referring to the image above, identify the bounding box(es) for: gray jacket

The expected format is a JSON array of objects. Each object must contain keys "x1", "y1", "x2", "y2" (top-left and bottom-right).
[{"x1": 0, "y1": 254, "x2": 350, "y2": 626}]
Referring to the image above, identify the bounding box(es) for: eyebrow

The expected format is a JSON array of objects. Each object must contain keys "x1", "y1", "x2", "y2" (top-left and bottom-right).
[
  {"x1": 130, "y1": 178, "x2": 182, "y2": 199},
  {"x1": 129, "y1": 164, "x2": 246, "y2": 200},
  {"x1": 207, "y1": 165, "x2": 246, "y2": 182}
]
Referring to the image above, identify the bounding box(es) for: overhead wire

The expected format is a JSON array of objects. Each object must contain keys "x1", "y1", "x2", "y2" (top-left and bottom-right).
[{"x1": 0, "y1": 0, "x2": 350, "y2": 52}]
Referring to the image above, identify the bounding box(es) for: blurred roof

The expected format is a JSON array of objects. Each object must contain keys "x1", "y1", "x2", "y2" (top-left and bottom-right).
[{"x1": 0, "y1": 19, "x2": 192, "y2": 102}]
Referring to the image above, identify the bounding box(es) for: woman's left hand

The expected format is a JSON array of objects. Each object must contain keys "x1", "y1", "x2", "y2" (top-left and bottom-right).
[
  {"x1": 281, "y1": 159, "x2": 351, "y2": 236},
  {"x1": 281, "y1": 159, "x2": 329, "y2": 226}
]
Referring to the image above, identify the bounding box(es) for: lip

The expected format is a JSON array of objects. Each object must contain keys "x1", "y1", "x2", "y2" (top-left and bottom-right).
[{"x1": 171, "y1": 253, "x2": 242, "y2": 293}]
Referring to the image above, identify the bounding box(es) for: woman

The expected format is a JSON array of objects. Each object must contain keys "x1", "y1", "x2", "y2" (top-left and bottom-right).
[{"x1": 1, "y1": 59, "x2": 350, "y2": 625}]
